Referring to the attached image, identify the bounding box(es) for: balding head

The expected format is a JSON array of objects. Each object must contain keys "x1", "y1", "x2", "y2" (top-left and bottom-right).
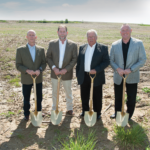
[{"x1": 27, "y1": 29, "x2": 36, "y2": 36}]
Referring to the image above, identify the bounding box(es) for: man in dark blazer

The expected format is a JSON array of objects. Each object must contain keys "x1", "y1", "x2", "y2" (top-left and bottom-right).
[
  {"x1": 46, "y1": 25, "x2": 78, "y2": 115},
  {"x1": 110, "y1": 24, "x2": 146, "y2": 120},
  {"x1": 16, "y1": 30, "x2": 46, "y2": 121},
  {"x1": 76, "y1": 29, "x2": 110, "y2": 120}
]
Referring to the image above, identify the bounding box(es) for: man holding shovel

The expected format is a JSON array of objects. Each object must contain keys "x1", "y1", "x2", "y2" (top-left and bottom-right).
[
  {"x1": 110, "y1": 24, "x2": 146, "y2": 120},
  {"x1": 76, "y1": 29, "x2": 110, "y2": 120},
  {"x1": 46, "y1": 25, "x2": 78, "y2": 116},
  {"x1": 16, "y1": 30, "x2": 46, "y2": 121}
]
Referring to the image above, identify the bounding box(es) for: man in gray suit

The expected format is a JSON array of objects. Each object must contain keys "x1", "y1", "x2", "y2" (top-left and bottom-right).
[{"x1": 110, "y1": 24, "x2": 146, "y2": 120}]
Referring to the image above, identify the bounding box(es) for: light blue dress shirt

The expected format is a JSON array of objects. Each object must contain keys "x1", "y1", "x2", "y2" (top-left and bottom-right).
[{"x1": 27, "y1": 43, "x2": 36, "y2": 62}]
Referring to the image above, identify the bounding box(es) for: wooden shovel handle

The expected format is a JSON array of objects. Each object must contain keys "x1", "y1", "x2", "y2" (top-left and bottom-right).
[
  {"x1": 121, "y1": 75, "x2": 128, "y2": 116},
  {"x1": 56, "y1": 75, "x2": 62, "y2": 111},
  {"x1": 89, "y1": 73, "x2": 96, "y2": 112},
  {"x1": 31, "y1": 75, "x2": 38, "y2": 115}
]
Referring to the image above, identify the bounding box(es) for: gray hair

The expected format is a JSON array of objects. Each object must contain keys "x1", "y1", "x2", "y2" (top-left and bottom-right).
[
  {"x1": 120, "y1": 24, "x2": 131, "y2": 31},
  {"x1": 27, "y1": 29, "x2": 36, "y2": 35},
  {"x1": 87, "y1": 29, "x2": 97, "y2": 37}
]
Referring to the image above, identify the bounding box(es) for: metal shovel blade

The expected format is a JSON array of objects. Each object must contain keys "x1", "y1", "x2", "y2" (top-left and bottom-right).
[
  {"x1": 116, "y1": 112, "x2": 129, "y2": 127},
  {"x1": 51, "y1": 110, "x2": 62, "y2": 125},
  {"x1": 30, "y1": 111, "x2": 42, "y2": 127},
  {"x1": 84, "y1": 111, "x2": 97, "y2": 127}
]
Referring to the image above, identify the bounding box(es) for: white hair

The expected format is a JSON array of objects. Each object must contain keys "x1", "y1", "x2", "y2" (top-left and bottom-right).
[
  {"x1": 87, "y1": 29, "x2": 97, "y2": 37},
  {"x1": 120, "y1": 24, "x2": 131, "y2": 31},
  {"x1": 27, "y1": 29, "x2": 36, "y2": 35}
]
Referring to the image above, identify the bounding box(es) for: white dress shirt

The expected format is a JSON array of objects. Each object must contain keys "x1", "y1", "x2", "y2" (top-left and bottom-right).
[
  {"x1": 84, "y1": 43, "x2": 96, "y2": 72},
  {"x1": 52, "y1": 39, "x2": 67, "y2": 69},
  {"x1": 28, "y1": 43, "x2": 36, "y2": 62}
]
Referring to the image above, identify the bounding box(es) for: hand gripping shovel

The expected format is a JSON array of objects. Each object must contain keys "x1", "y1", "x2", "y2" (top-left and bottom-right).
[
  {"x1": 30, "y1": 75, "x2": 42, "y2": 127},
  {"x1": 116, "y1": 75, "x2": 129, "y2": 127},
  {"x1": 84, "y1": 73, "x2": 97, "y2": 127},
  {"x1": 51, "y1": 75, "x2": 62, "y2": 125}
]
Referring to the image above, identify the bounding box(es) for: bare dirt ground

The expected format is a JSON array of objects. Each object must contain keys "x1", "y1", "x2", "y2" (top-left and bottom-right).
[{"x1": 0, "y1": 21, "x2": 150, "y2": 150}]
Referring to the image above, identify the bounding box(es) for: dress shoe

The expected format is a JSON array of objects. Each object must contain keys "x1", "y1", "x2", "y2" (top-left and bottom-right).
[
  {"x1": 97, "y1": 115, "x2": 101, "y2": 120},
  {"x1": 80, "y1": 112, "x2": 84, "y2": 117},
  {"x1": 110, "y1": 114, "x2": 116, "y2": 119},
  {"x1": 66, "y1": 110, "x2": 74, "y2": 116},
  {"x1": 24, "y1": 116, "x2": 29, "y2": 121}
]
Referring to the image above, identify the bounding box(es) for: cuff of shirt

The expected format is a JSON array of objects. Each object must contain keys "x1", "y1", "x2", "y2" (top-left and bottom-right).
[{"x1": 52, "y1": 65, "x2": 56, "y2": 69}]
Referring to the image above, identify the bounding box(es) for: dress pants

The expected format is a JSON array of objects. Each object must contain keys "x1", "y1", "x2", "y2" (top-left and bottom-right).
[
  {"x1": 80, "y1": 72, "x2": 102, "y2": 116},
  {"x1": 51, "y1": 78, "x2": 73, "y2": 111},
  {"x1": 114, "y1": 80, "x2": 137, "y2": 119},
  {"x1": 22, "y1": 83, "x2": 42, "y2": 116}
]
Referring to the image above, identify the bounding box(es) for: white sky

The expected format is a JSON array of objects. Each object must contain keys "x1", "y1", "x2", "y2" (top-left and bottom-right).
[{"x1": 0, "y1": 0, "x2": 150, "y2": 24}]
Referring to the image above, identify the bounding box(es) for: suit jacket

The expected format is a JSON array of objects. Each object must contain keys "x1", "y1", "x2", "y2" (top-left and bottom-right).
[
  {"x1": 46, "y1": 39, "x2": 78, "y2": 80},
  {"x1": 110, "y1": 37, "x2": 147, "y2": 85},
  {"x1": 16, "y1": 44, "x2": 46, "y2": 84},
  {"x1": 76, "y1": 43, "x2": 110, "y2": 86}
]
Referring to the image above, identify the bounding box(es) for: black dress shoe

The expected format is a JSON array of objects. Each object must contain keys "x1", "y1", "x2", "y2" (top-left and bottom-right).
[
  {"x1": 110, "y1": 114, "x2": 116, "y2": 119},
  {"x1": 97, "y1": 115, "x2": 101, "y2": 120},
  {"x1": 24, "y1": 116, "x2": 29, "y2": 121},
  {"x1": 80, "y1": 112, "x2": 84, "y2": 117}
]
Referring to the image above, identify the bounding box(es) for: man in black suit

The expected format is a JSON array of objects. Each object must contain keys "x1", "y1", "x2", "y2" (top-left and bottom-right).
[{"x1": 76, "y1": 29, "x2": 110, "y2": 120}]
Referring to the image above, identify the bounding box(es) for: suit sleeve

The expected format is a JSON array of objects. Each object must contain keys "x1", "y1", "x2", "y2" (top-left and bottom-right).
[
  {"x1": 109, "y1": 44, "x2": 119, "y2": 71},
  {"x1": 95, "y1": 46, "x2": 110, "y2": 73},
  {"x1": 40, "y1": 48, "x2": 47, "y2": 71},
  {"x1": 16, "y1": 48, "x2": 28, "y2": 74},
  {"x1": 46, "y1": 42, "x2": 55, "y2": 69},
  {"x1": 130, "y1": 41, "x2": 147, "y2": 72},
  {"x1": 65, "y1": 43, "x2": 78, "y2": 72}
]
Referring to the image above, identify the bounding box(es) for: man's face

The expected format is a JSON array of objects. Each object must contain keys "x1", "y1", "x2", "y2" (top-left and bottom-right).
[
  {"x1": 120, "y1": 26, "x2": 132, "y2": 40},
  {"x1": 26, "y1": 31, "x2": 37, "y2": 43},
  {"x1": 57, "y1": 27, "x2": 68, "y2": 41},
  {"x1": 87, "y1": 32, "x2": 97, "y2": 47}
]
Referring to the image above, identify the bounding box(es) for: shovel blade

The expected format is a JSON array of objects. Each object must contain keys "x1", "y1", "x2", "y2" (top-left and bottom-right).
[
  {"x1": 51, "y1": 110, "x2": 62, "y2": 125},
  {"x1": 31, "y1": 111, "x2": 42, "y2": 127},
  {"x1": 116, "y1": 111, "x2": 129, "y2": 127},
  {"x1": 84, "y1": 111, "x2": 97, "y2": 127}
]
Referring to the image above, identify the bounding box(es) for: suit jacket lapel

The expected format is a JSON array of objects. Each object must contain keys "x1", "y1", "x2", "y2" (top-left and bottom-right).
[
  {"x1": 126, "y1": 37, "x2": 133, "y2": 67},
  {"x1": 26, "y1": 44, "x2": 34, "y2": 63},
  {"x1": 118, "y1": 40, "x2": 124, "y2": 65},
  {"x1": 55, "y1": 40, "x2": 59, "y2": 67},
  {"x1": 91, "y1": 43, "x2": 98, "y2": 65},
  {"x1": 34, "y1": 46, "x2": 38, "y2": 64},
  {"x1": 62, "y1": 40, "x2": 69, "y2": 67}
]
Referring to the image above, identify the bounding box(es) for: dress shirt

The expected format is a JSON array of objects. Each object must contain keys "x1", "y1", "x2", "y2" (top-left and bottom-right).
[
  {"x1": 52, "y1": 39, "x2": 67, "y2": 69},
  {"x1": 122, "y1": 38, "x2": 130, "y2": 69},
  {"x1": 84, "y1": 43, "x2": 96, "y2": 72},
  {"x1": 28, "y1": 43, "x2": 36, "y2": 62}
]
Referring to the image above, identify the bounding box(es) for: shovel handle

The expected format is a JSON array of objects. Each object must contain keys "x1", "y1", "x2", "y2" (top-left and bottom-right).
[
  {"x1": 89, "y1": 73, "x2": 96, "y2": 112},
  {"x1": 56, "y1": 75, "x2": 61, "y2": 111},
  {"x1": 121, "y1": 75, "x2": 128, "y2": 115},
  {"x1": 31, "y1": 75, "x2": 38, "y2": 115}
]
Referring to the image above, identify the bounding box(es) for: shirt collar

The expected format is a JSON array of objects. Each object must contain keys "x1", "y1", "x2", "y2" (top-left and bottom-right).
[
  {"x1": 59, "y1": 39, "x2": 67, "y2": 45},
  {"x1": 88, "y1": 43, "x2": 96, "y2": 49},
  {"x1": 27, "y1": 43, "x2": 35, "y2": 48}
]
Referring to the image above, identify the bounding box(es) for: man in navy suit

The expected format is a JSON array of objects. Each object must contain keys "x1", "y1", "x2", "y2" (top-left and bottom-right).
[{"x1": 76, "y1": 29, "x2": 110, "y2": 120}]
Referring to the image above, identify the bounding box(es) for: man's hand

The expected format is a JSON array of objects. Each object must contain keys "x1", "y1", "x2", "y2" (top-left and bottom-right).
[
  {"x1": 116, "y1": 68, "x2": 125, "y2": 76},
  {"x1": 60, "y1": 69, "x2": 67, "y2": 75},
  {"x1": 26, "y1": 69, "x2": 35, "y2": 75},
  {"x1": 90, "y1": 69, "x2": 96, "y2": 74},
  {"x1": 53, "y1": 67, "x2": 60, "y2": 75},
  {"x1": 124, "y1": 69, "x2": 131, "y2": 75},
  {"x1": 34, "y1": 70, "x2": 40, "y2": 76}
]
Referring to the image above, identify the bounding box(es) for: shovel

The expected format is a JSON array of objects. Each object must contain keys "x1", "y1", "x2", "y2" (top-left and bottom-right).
[
  {"x1": 84, "y1": 73, "x2": 97, "y2": 127},
  {"x1": 30, "y1": 75, "x2": 42, "y2": 127},
  {"x1": 51, "y1": 75, "x2": 62, "y2": 125},
  {"x1": 116, "y1": 75, "x2": 129, "y2": 127}
]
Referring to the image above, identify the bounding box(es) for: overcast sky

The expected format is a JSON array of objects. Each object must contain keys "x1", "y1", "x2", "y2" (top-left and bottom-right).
[{"x1": 0, "y1": 0, "x2": 150, "y2": 24}]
